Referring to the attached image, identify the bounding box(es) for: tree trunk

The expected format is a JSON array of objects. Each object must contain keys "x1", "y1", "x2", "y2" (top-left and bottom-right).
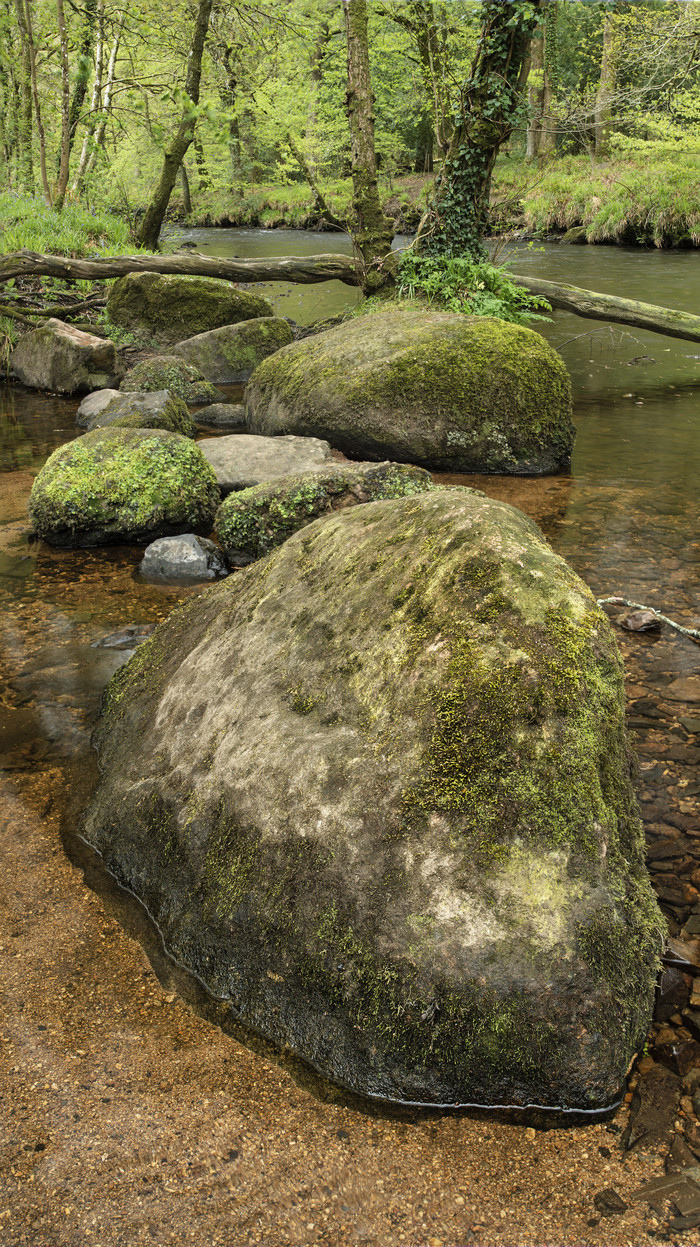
[
  {"x1": 286, "y1": 132, "x2": 344, "y2": 230},
  {"x1": 13, "y1": 0, "x2": 34, "y2": 192},
  {"x1": 23, "y1": 0, "x2": 51, "y2": 205},
  {"x1": 526, "y1": 31, "x2": 544, "y2": 161},
  {"x1": 53, "y1": 0, "x2": 71, "y2": 210},
  {"x1": 180, "y1": 162, "x2": 192, "y2": 215},
  {"x1": 417, "y1": 0, "x2": 543, "y2": 257},
  {"x1": 72, "y1": 0, "x2": 104, "y2": 194},
  {"x1": 193, "y1": 136, "x2": 210, "y2": 191},
  {"x1": 82, "y1": 11, "x2": 122, "y2": 182},
  {"x1": 0, "y1": 249, "x2": 362, "y2": 287},
  {"x1": 68, "y1": 0, "x2": 97, "y2": 151},
  {"x1": 137, "y1": 0, "x2": 214, "y2": 249},
  {"x1": 342, "y1": 0, "x2": 394, "y2": 291},
  {"x1": 594, "y1": 9, "x2": 615, "y2": 159}
]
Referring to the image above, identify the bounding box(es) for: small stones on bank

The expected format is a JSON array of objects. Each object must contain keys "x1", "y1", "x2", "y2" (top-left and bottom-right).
[{"x1": 139, "y1": 534, "x2": 228, "y2": 582}]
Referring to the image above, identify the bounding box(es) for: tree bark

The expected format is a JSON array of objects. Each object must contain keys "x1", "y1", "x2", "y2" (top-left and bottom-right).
[
  {"x1": 342, "y1": 0, "x2": 394, "y2": 291},
  {"x1": 13, "y1": 0, "x2": 33, "y2": 191},
  {"x1": 68, "y1": 0, "x2": 97, "y2": 151},
  {"x1": 526, "y1": 31, "x2": 544, "y2": 161},
  {"x1": 72, "y1": 0, "x2": 104, "y2": 194},
  {"x1": 180, "y1": 162, "x2": 192, "y2": 215},
  {"x1": 286, "y1": 132, "x2": 344, "y2": 230},
  {"x1": 509, "y1": 272, "x2": 700, "y2": 343},
  {"x1": 82, "y1": 10, "x2": 122, "y2": 182},
  {"x1": 0, "y1": 249, "x2": 362, "y2": 287},
  {"x1": 23, "y1": 0, "x2": 51, "y2": 205},
  {"x1": 417, "y1": 0, "x2": 543, "y2": 257},
  {"x1": 137, "y1": 0, "x2": 214, "y2": 249},
  {"x1": 594, "y1": 9, "x2": 615, "y2": 158},
  {"x1": 53, "y1": 0, "x2": 71, "y2": 210}
]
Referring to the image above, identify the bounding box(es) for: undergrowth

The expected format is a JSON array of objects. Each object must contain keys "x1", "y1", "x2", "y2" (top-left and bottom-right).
[{"x1": 394, "y1": 251, "x2": 551, "y2": 324}]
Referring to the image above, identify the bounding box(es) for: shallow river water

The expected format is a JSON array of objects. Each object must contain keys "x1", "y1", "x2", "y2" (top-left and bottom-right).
[{"x1": 1, "y1": 232, "x2": 699, "y2": 1245}]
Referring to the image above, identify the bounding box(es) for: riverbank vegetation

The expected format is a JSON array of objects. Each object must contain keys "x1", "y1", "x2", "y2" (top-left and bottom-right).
[{"x1": 2, "y1": 0, "x2": 700, "y2": 250}]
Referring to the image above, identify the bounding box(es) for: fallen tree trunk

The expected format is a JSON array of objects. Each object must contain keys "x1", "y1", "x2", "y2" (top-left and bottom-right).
[
  {"x1": 0, "y1": 249, "x2": 361, "y2": 287},
  {"x1": 5, "y1": 249, "x2": 700, "y2": 345},
  {"x1": 509, "y1": 273, "x2": 700, "y2": 345}
]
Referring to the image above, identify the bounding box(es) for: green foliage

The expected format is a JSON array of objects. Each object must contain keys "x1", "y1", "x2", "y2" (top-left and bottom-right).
[
  {"x1": 396, "y1": 250, "x2": 551, "y2": 324},
  {"x1": 0, "y1": 192, "x2": 131, "y2": 256}
]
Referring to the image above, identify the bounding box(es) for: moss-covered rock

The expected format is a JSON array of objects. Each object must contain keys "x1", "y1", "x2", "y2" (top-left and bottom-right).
[
  {"x1": 28, "y1": 428, "x2": 219, "y2": 547},
  {"x1": 215, "y1": 460, "x2": 436, "y2": 564},
  {"x1": 10, "y1": 318, "x2": 120, "y2": 394},
  {"x1": 77, "y1": 389, "x2": 196, "y2": 437},
  {"x1": 246, "y1": 308, "x2": 574, "y2": 475},
  {"x1": 120, "y1": 356, "x2": 221, "y2": 405},
  {"x1": 82, "y1": 489, "x2": 662, "y2": 1108},
  {"x1": 106, "y1": 272, "x2": 274, "y2": 346},
  {"x1": 172, "y1": 317, "x2": 293, "y2": 383}
]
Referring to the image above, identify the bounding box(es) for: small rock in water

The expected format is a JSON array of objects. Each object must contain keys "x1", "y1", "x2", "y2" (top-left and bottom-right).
[
  {"x1": 617, "y1": 608, "x2": 661, "y2": 632},
  {"x1": 91, "y1": 624, "x2": 155, "y2": 650},
  {"x1": 139, "y1": 534, "x2": 227, "y2": 582},
  {"x1": 195, "y1": 402, "x2": 247, "y2": 430},
  {"x1": 593, "y1": 1187, "x2": 628, "y2": 1216}
]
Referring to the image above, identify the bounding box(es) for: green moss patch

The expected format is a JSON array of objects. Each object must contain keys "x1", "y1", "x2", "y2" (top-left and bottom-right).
[
  {"x1": 106, "y1": 271, "x2": 274, "y2": 347},
  {"x1": 120, "y1": 356, "x2": 220, "y2": 405}
]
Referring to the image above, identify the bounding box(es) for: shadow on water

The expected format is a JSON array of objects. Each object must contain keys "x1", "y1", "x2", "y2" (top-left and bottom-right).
[{"x1": 2, "y1": 232, "x2": 700, "y2": 1126}]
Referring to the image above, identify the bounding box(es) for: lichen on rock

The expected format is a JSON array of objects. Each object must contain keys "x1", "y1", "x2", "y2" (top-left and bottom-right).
[
  {"x1": 82, "y1": 488, "x2": 662, "y2": 1108},
  {"x1": 28, "y1": 427, "x2": 219, "y2": 546},
  {"x1": 245, "y1": 307, "x2": 574, "y2": 475},
  {"x1": 215, "y1": 460, "x2": 436, "y2": 563}
]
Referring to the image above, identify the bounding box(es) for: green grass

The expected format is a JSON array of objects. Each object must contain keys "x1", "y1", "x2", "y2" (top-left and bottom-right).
[
  {"x1": 491, "y1": 151, "x2": 700, "y2": 247},
  {"x1": 0, "y1": 191, "x2": 134, "y2": 257}
]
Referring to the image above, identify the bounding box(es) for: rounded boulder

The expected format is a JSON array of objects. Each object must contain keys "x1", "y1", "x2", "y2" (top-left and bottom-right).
[
  {"x1": 245, "y1": 308, "x2": 574, "y2": 475},
  {"x1": 28, "y1": 428, "x2": 220, "y2": 546},
  {"x1": 82, "y1": 489, "x2": 662, "y2": 1108}
]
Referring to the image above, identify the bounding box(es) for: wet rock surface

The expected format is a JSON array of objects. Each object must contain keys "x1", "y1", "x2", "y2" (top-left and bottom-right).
[
  {"x1": 198, "y1": 431, "x2": 333, "y2": 493},
  {"x1": 195, "y1": 401, "x2": 247, "y2": 429}
]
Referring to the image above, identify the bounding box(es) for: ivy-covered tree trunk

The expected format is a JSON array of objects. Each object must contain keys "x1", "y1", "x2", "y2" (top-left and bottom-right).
[
  {"x1": 417, "y1": 0, "x2": 543, "y2": 257},
  {"x1": 342, "y1": 0, "x2": 394, "y2": 292},
  {"x1": 137, "y1": 0, "x2": 213, "y2": 249},
  {"x1": 13, "y1": 0, "x2": 34, "y2": 192}
]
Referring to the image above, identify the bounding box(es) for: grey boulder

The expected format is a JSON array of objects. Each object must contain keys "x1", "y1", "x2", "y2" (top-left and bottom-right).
[
  {"x1": 195, "y1": 403, "x2": 247, "y2": 430},
  {"x1": 172, "y1": 317, "x2": 293, "y2": 383},
  {"x1": 10, "y1": 319, "x2": 121, "y2": 394},
  {"x1": 83, "y1": 488, "x2": 663, "y2": 1109},
  {"x1": 139, "y1": 534, "x2": 227, "y2": 582},
  {"x1": 76, "y1": 389, "x2": 195, "y2": 437},
  {"x1": 197, "y1": 433, "x2": 333, "y2": 494}
]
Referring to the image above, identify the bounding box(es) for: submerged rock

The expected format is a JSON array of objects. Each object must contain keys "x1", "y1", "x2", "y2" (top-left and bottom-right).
[
  {"x1": 215, "y1": 460, "x2": 436, "y2": 564},
  {"x1": 76, "y1": 389, "x2": 195, "y2": 437},
  {"x1": 246, "y1": 308, "x2": 574, "y2": 475},
  {"x1": 196, "y1": 402, "x2": 247, "y2": 430},
  {"x1": 106, "y1": 272, "x2": 274, "y2": 346},
  {"x1": 172, "y1": 317, "x2": 293, "y2": 383},
  {"x1": 198, "y1": 433, "x2": 333, "y2": 494},
  {"x1": 28, "y1": 428, "x2": 219, "y2": 547},
  {"x1": 83, "y1": 489, "x2": 662, "y2": 1108},
  {"x1": 140, "y1": 534, "x2": 227, "y2": 581},
  {"x1": 120, "y1": 356, "x2": 222, "y2": 405},
  {"x1": 10, "y1": 319, "x2": 120, "y2": 394}
]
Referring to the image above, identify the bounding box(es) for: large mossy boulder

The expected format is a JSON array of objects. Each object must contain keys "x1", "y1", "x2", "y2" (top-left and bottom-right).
[
  {"x1": 10, "y1": 318, "x2": 120, "y2": 394},
  {"x1": 106, "y1": 272, "x2": 274, "y2": 346},
  {"x1": 246, "y1": 308, "x2": 574, "y2": 475},
  {"x1": 82, "y1": 489, "x2": 662, "y2": 1109},
  {"x1": 28, "y1": 428, "x2": 219, "y2": 547},
  {"x1": 120, "y1": 356, "x2": 221, "y2": 405},
  {"x1": 76, "y1": 389, "x2": 195, "y2": 437},
  {"x1": 172, "y1": 317, "x2": 293, "y2": 383},
  {"x1": 215, "y1": 460, "x2": 436, "y2": 564}
]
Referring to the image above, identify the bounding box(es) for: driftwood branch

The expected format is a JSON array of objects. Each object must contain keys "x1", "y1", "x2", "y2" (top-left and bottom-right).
[
  {"x1": 5, "y1": 249, "x2": 700, "y2": 344},
  {"x1": 510, "y1": 273, "x2": 700, "y2": 345},
  {"x1": 0, "y1": 249, "x2": 362, "y2": 287}
]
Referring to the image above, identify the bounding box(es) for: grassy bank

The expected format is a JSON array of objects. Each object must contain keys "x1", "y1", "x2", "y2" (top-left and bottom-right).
[{"x1": 165, "y1": 152, "x2": 700, "y2": 249}]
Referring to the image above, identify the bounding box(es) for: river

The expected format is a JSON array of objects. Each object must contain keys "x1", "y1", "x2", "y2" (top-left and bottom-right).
[{"x1": 1, "y1": 230, "x2": 698, "y2": 1243}]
